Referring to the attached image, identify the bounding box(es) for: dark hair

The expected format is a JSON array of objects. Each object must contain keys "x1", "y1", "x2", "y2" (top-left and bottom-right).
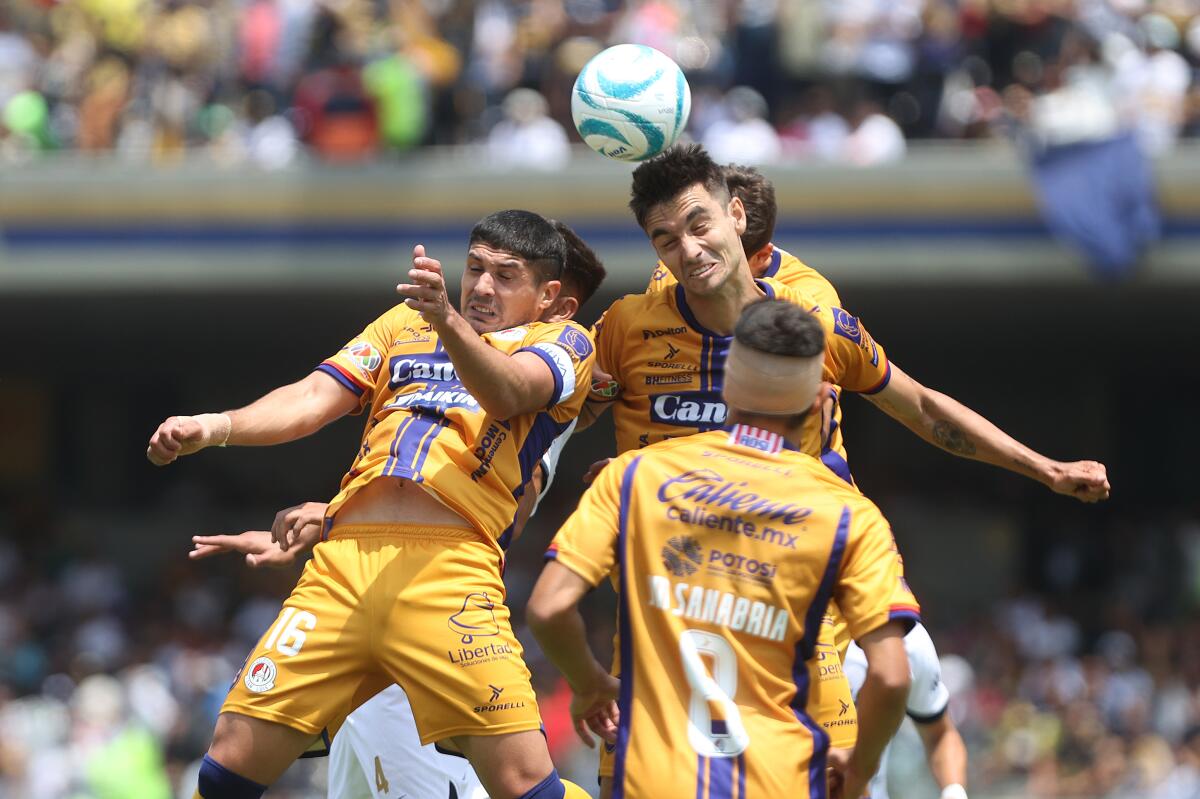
[
  {"x1": 550, "y1": 220, "x2": 606, "y2": 309},
  {"x1": 629, "y1": 144, "x2": 730, "y2": 229},
  {"x1": 734, "y1": 299, "x2": 825, "y2": 358},
  {"x1": 468, "y1": 210, "x2": 566, "y2": 284},
  {"x1": 723, "y1": 164, "x2": 776, "y2": 257}
]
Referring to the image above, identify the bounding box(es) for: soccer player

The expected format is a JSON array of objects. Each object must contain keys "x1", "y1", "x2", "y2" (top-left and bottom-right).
[
  {"x1": 843, "y1": 623, "x2": 969, "y2": 799},
  {"x1": 644, "y1": 162, "x2": 841, "y2": 308},
  {"x1": 189, "y1": 220, "x2": 608, "y2": 799},
  {"x1": 580, "y1": 143, "x2": 1108, "y2": 793},
  {"x1": 528, "y1": 299, "x2": 918, "y2": 799},
  {"x1": 146, "y1": 210, "x2": 594, "y2": 799}
]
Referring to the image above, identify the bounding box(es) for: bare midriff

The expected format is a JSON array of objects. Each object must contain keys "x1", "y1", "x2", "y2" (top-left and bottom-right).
[{"x1": 330, "y1": 476, "x2": 471, "y2": 530}]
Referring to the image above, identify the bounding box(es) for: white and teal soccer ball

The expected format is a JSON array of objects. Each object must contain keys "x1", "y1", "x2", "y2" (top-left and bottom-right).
[{"x1": 571, "y1": 44, "x2": 692, "y2": 162}]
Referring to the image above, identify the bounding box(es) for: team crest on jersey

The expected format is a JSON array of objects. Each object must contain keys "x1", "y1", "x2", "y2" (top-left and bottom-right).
[
  {"x1": 244, "y1": 656, "x2": 277, "y2": 693},
  {"x1": 832, "y1": 308, "x2": 879, "y2": 366},
  {"x1": 661, "y1": 536, "x2": 703, "y2": 577},
  {"x1": 345, "y1": 342, "x2": 382, "y2": 375},
  {"x1": 557, "y1": 326, "x2": 593, "y2": 362}
]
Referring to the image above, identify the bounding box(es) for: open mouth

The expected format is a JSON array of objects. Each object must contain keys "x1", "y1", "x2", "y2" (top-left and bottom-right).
[{"x1": 686, "y1": 262, "x2": 718, "y2": 281}]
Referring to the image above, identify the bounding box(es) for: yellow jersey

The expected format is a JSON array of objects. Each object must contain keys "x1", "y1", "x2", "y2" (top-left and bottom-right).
[
  {"x1": 317, "y1": 304, "x2": 594, "y2": 550},
  {"x1": 646, "y1": 247, "x2": 842, "y2": 309},
  {"x1": 548, "y1": 426, "x2": 920, "y2": 799},
  {"x1": 589, "y1": 278, "x2": 890, "y2": 475}
]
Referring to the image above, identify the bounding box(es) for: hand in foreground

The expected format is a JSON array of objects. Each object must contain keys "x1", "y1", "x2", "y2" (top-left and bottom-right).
[
  {"x1": 1046, "y1": 460, "x2": 1110, "y2": 503},
  {"x1": 583, "y1": 458, "x2": 613, "y2": 485},
  {"x1": 271, "y1": 502, "x2": 328, "y2": 552},
  {"x1": 569, "y1": 672, "x2": 621, "y2": 748},
  {"x1": 827, "y1": 748, "x2": 871, "y2": 799},
  {"x1": 146, "y1": 413, "x2": 230, "y2": 466},
  {"x1": 190, "y1": 530, "x2": 299, "y2": 569},
  {"x1": 397, "y1": 245, "x2": 453, "y2": 324}
]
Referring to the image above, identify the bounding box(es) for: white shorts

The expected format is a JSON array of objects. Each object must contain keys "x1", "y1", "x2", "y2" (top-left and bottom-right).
[{"x1": 327, "y1": 684, "x2": 488, "y2": 799}]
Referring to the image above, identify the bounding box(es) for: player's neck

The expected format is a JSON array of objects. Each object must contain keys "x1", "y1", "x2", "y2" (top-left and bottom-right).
[
  {"x1": 726, "y1": 410, "x2": 805, "y2": 448},
  {"x1": 688, "y1": 267, "x2": 764, "y2": 335}
]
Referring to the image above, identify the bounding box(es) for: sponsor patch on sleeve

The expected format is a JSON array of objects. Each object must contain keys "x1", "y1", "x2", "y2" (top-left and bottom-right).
[
  {"x1": 591, "y1": 377, "x2": 621, "y2": 400},
  {"x1": 345, "y1": 342, "x2": 382, "y2": 375},
  {"x1": 556, "y1": 325, "x2": 594, "y2": 362}
]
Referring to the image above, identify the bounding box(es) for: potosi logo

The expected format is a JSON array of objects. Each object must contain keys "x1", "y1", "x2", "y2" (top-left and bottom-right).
[
  {"x1": 661, "y1": 535, "x2": 703, "y2": 577},
  {"x1": 448, "y1": 592, "x2": 500, "y2": 644},
  {"x1": 347, "y1": 342, "x2": 382, "y2": 373},
  {"x1": 557, "y1": 326, "x2": 593, "y2": 361}
]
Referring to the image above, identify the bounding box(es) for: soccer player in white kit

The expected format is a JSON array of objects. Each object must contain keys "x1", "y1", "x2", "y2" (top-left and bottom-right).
[{"x1": 843, "y1": 622, "x2": 969, "y2": 799}]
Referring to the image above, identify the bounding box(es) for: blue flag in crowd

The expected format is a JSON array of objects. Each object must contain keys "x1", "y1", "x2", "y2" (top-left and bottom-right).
[{"x1": 1029, "y1": 133, "x2": 1160, "y2": 280}]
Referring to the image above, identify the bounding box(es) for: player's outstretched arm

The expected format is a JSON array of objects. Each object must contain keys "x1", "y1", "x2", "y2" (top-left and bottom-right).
[
  {"x1": 916, "y1": 715, "x2": 969, "y2": 799},
  {"x1": 838, "y1": 621, "x2": 910, "y2": 799},
  {"x1": 146, "y1": 371, "x2": 361, "y2": 465},
  {"x1": 527, "y1": 561, "x2": 620, "y2": 748},
  {"x1": 398, "y1": 245, "x2": 562, "y2": 419},
  {"x1": 189, "y1": 530, "x2": 302, "y2": 569},
  {"x1": 863, "y1": 363, "x2": 1110, "y2": 502}
]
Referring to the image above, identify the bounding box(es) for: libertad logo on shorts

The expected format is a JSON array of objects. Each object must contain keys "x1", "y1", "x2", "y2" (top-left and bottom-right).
[{"x1": 244, "y1": 656, "x2": 277, "y2": 693}]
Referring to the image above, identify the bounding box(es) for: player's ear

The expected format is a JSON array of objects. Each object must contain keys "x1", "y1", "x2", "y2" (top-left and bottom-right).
[
  {"x1": 538, "y1": 279, "x2": 562, "y2": 313},
  {"x1": 749, "y1": 242, "x2": 774, "y2": 273},
  {"x1": 550, "y1": 294, "x2": 579, "y2": 323},
  {"x1": 728, "y1": 195, "x2": 747, "y2": 236}
]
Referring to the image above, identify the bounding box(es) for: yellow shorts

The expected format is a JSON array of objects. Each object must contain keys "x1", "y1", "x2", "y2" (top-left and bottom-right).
[
  {"x1": 222, "y1": 524, "x2": 543, "y2": 745},
  {"x1": 597, "y1": 605, "x2": 856, "y2": 778}
]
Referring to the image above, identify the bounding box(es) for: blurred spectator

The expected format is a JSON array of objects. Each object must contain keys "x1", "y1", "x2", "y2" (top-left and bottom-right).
[
  {"x1": 702, "y1": 85, "x2": 783, "y2": 164},
  {"x1": 486, "y1": 86, "x2": 570, "y2": 169},
  {"x1": 0, "y1": 0, "x2": 1197, "y2": 164}
]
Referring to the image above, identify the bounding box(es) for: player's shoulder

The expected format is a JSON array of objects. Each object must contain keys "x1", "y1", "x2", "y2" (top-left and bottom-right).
[
  {"x1": 597, "y1": 289, "x2": 677, "y2": 333},
  {"x1": 513, "y1": 320, "x2": 595, "y2": 362},
  {"x1": 766, "y1": 279, "x2": 822, "y2": 313},
  {"x1": 774, "y1": 248, "x2": 841, "y2": 302}
]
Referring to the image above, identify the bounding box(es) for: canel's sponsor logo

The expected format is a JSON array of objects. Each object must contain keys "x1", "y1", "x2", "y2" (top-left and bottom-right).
[
  {"x1": 650, "y1": 392, "x2": 727, "y2": 428},
  {"x1": 389, "y1": 354, "x2": 458, "y2": 386}
]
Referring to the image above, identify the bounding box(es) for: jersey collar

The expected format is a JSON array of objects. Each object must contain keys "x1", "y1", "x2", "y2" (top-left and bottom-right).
[
  {"x1": 673, "y1": 279, "x2": 777, "y2": 339},
  {"x1": 725, "y1": 423, "x2": 801, "y2": 454}
]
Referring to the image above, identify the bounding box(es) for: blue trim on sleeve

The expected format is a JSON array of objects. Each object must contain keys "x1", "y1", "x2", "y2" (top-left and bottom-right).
[
  {"x1": 518, "y1": 345, "x2": 565, "y2": 407},
  {"x1": 315, "y1": 363, "x2": 365, "y2": 397},
  {"x1": 858, "y1": 362, "x2": 893, "y2": 395}
]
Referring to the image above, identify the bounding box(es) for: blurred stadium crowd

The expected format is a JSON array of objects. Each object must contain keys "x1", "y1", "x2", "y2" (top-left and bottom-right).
[
  {"x1": 2, "y1": 0, "x2": 1200, "y2": 168},
  {"x1": 2, "y1": 489, "x2": 1199, "y2": 798}
]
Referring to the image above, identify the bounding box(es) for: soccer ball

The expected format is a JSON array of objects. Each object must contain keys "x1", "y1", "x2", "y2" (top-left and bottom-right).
[{"x1": 571, "y1": 44, "x2": 692, "y2": 162}]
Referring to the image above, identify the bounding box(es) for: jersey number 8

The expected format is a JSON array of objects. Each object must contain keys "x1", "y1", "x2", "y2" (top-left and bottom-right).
[{"x1": 681, "y1": 629, "x2": 749, "y2": 757}]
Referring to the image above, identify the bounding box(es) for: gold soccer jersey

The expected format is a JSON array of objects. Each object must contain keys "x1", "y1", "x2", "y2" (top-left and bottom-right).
[
  {"x1": 646, "y1": 248, "x2": 842, "y2": 309},
  {"x1": 549, "y1": 426, "x2": 920, "y2": 799},
  {"x1": 590, "y1": 278, "x2": 890, "y2": 476},
  {"x1": 318, "y1": 304, "x2": 595, "y2": 549}
]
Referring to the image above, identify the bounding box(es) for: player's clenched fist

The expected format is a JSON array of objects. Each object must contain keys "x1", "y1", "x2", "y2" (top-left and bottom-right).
[
  {"x1": 1047, "y1": 459, "x2": 1111, "y2": 503},
  {"x1": 146, "y1": 413, "x2": 231, "y2": 465},
  {"x1": 397, "y1": 244, "x2": 452, "y2": 324}
]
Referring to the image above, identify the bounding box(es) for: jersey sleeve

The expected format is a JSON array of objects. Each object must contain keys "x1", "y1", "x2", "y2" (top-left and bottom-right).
[
  {"x1": 544, "y1": 452, "x2": 630, "y2": 586},
  {"x1": 834, "y1": 505, "x2": 920, "y2": 642},
  {"x1": 515, "y1": 321, "x2": 595, "y2": 418},
  {"x1": 316, "y1": 307, "x2": 399, "y2": 412},
  {"x1": 587, "y1": 303, "x2": 624, "y2": 404},
  {"x1": 822, "y1": 306, "x2": 891, "y2": 395},
  {"x1": 903, "y1": 623, "x2": 951, "y2": 721}
]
